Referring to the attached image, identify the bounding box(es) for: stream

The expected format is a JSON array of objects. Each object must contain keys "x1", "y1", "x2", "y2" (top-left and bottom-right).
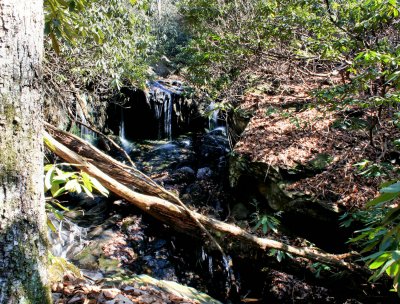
[{"x1": 48, "y1": 128, "x2": 241, "y2": 301}]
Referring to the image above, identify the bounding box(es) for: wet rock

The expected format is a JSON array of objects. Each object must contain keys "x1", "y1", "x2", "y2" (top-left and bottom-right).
[
  {"x1": 151, "y1": 56, "x2": 174, "y2": 78},
  {"x1": 67, "y1": 294, "x2": 85, "y2": 303},
  {"x1": 81, "y1": 269, "x2": 104, "y2": 281},
  {"x1": 182, "y1": 183, "x2": 206, "y2": 203},
  {"x1": 198, "y1": 134, "x2": 229, "y2": 163},
  {"x1": 73, "y1": 242, "x2": 104, "y2": 270},
  {"x1": 228, "y1": 108, "x2": 252, "y2": 144},
  {"x1": 343, "y1": 300, "x2": 363, "y2": 304},
  {"x1": 123, "y1": 286, "x2": 146, "y2": 296},
  {"x1": 171, "y1": 166, "x2": 195, "y2": 183},
  {"x1": 196, "y1": 167, "x2": 213, "y2": 180}
]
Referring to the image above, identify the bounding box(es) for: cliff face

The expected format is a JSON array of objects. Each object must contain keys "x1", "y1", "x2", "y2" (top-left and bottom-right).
[{"x1": 106, "y1": 80, "x2": 204, "y2": 141}]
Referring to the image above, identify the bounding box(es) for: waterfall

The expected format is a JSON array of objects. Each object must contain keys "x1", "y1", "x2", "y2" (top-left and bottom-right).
[
  {"x1": 208, "y1": 101, "x2": 219, "y2": 131},
  {"x1": 163, "y1": 93, "x2": 173, "y2": 139},
  {"x1": 119, "y1": 109, "x2": 131, "y2": 152},
  {"x1": 149, "y1": 81, "x2": 177, "y2": 140},
  {"x1": 207, "y1": 102, "x2": 226, "y2": 135},
  {"x1": 80, "y1": 115, "x2": 95, "y2": 142}
]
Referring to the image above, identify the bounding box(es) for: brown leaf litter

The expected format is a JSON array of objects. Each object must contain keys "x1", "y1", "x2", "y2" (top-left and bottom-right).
[{"x1": 234, "y1": 76, "x2": 400, "y2": 209}]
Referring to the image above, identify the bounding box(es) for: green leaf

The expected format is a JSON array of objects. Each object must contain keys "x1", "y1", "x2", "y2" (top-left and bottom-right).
[
  {"x1": 386, "y1": 262, "x2": 399, "y2": 277},
  {"x1": 44, "y1": 164, "x2": 55, "y2": 171},
  {"x1": 361, "y1": 239, "x2": 381, "y2": 253},
  {"x1": 52, "y1": 186, "x2": 66, "y2": 198},
  {"x1": 52, "y1": 200, "x2": 70, "y2": 211},
  {"x1": 53, "y1": 209, "x2": 64, "y2": 221},
  {"x1": 382, "y1": 207, "x2": 400, "y2": 225},
  {"x1": 90, "y1": 177, "x2": 109, "y2": 197},
  {"x1": 50, "y1": 32, "x2": 61, "y2": 55},
  {"x1": 370, "y1": 259, "x2": 396, "y2": 281},
  {"x1": 81, "y1": 171, "x2": 92, "y2": 192},
  {"x1": 360, "y1": 251, "x2": 388, "y2": 262},
  {"x1": 380, "y1": 180, "x2": 397, "y2": 188},
  {"x1": 44, "y1": 136, "x2": 56, "y2": 151},
  {"x1": 379, "y1": 230, "x2": 397, "y2": 251},
  {"x1": 276, "y1": 250, "x2": 284, "y2": 262},
  {"x1": 392, "y1": 251, "x2": 400, "y2": 261},
  {"x1": 366, "y1": 192, "x2": 399, "y2": 207},
  {"x1": 44, "y1": 165, "x2": 56, "y2": 191},
  {"x1": 369, "y1": 253, "x2": 390, "y2": 269},
  {"x1": 50, "y1": 183, "x2": 60, "y2": 197},
  {"x1": 81, "y1": 185, "x2": 94, "y2": 198},
  {"x1": 349, "y1": 231, "x2": 371, "y2": 243},
  {"x1": 254, "y1": 221, "x2": 262, "y2": 231},
  {"x1": 47, "y1": 218, "x2": 57, "y2": 233},
  {"x1": 64, "y1": 179, "x2": 81, "y2": 193}
]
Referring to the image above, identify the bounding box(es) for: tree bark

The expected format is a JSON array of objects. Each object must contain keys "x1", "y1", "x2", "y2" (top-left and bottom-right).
[
  {"x1": 0, "y1": 1, "x2": 51, "y2": 303},
  {"x1": 44, "y1": 129, "x2": 366, "y2": 274}
]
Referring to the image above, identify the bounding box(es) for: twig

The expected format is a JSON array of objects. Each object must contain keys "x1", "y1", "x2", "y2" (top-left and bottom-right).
[{"x1": 73, "y1": 118, "x2": 137, "y2": 169}]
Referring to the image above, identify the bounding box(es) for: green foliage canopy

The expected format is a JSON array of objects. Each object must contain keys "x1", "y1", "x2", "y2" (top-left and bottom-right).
[
  {"x1": 44, "y1": 0, "x2": 153, "y2": 88},
  {"x1": 179, "y1": 0, "x2": 400, "y2": 109}
]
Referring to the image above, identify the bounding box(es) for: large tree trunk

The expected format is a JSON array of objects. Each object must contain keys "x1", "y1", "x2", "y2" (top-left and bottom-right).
[{"x1": 0, "y1": 1, "x2": 50, "y2": 303}]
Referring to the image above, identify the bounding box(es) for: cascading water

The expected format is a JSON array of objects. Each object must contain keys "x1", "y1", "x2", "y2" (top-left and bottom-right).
[
  {"x1": 80, "y1": 116, "x2": 93, "y2": 142},
  {"x1": 207, "y1": 101, "x2": 226, "y2": 135},
  {"x1": 148, "y1": 80, "x2": 181, "y2": 140},
  {"x1": 163, "y1": 94, "x2": 173, "y2": 139},
  {"x1": 208, "y1": 101, "x2": 219, "y2": 131},
  {"x1": 48, "y1": 213, "x2": 89, "y2": 259},
  {"x1": 119, "y1": 110, "x2": 132, "y2": 152}
]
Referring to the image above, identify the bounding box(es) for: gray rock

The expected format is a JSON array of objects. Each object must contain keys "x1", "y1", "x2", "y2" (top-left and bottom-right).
[
  {"x1": 171, "y1": 166, "x2": 196, "y2": 182},
  {"x1": 176, "y1": 166, "x2": 195, "y2": 176},
  {"x1": 51, "y1": 293, "x2": 62, "y2": 302},
  {"x1": 196, "y1": 167, "x2": 213, "y2": 180}
]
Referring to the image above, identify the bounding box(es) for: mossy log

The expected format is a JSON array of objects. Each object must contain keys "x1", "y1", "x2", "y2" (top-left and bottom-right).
[{"x1": 44, "y1": 125, "x2": 366, "y2": 274}]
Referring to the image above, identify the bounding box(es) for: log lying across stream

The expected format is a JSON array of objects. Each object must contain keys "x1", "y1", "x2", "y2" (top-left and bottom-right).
[{"x1": 44, "y1": 124, "x2": 366, "y2": 274}]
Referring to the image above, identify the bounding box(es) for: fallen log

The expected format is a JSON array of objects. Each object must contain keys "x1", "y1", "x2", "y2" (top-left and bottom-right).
[
  {"x1": 43, "y1": 128, "x2": 366, "y2": 274},
  {"x1": 45, "y1": 122, "x2": 178, "y2": 203},
  {"x1": 44, "y1": 122, "x2": 225, "y2": 255}
]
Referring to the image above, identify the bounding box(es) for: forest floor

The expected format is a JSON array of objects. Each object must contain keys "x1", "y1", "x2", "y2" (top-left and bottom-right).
[{"x1": 234, "y1": 73, "x2": 400, "y2": 210}]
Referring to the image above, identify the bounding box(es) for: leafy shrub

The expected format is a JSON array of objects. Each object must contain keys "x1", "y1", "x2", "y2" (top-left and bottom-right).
[
  {"x1": 44, "y1": 163, "x2": 109, "y2": 233},
  {"x1": 349, "y1": 181, "x2": 400, "y2": 295}
]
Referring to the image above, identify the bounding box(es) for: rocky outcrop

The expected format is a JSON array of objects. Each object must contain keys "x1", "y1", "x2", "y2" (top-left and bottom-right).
[
  {"x1": 106, "y1": 80, "x2": 204, "y2": 140},
  {"x1": 229, "y1": 154, "x2": 340, "y2": 222}
]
